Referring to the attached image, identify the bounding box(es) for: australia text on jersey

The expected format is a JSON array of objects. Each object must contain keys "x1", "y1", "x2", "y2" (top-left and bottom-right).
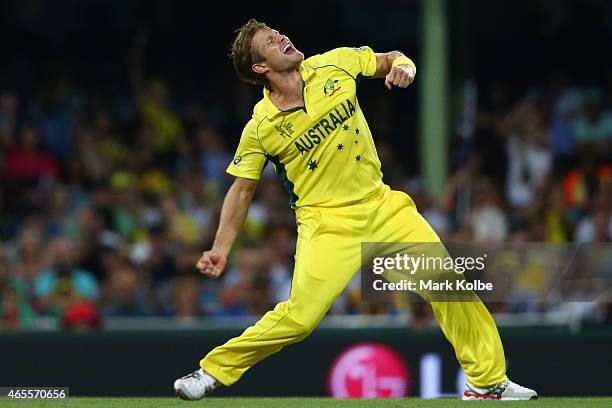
[{"x1": 293, "y1": 98, "x2": 356, "y2": 155}]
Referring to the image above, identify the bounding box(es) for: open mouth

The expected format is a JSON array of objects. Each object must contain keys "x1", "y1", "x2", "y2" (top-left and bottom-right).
[{"x1": 282, "y1": 43, "x2": 296, "y2": 55}]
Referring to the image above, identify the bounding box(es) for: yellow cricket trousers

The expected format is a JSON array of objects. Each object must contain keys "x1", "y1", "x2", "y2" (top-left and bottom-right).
[{"x1": 201, "y1": 186, "x2": 507, "y2": 388}]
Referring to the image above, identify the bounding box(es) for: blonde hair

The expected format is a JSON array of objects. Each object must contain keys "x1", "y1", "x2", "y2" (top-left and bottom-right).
[{"x1": 230, "y1": 19, "x2": 269, "y2": 86}]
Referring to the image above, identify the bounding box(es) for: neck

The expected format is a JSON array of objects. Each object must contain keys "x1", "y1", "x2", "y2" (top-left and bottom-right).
[{"x1": 267, "y1": 68, "x2": 303, "y2": 106}]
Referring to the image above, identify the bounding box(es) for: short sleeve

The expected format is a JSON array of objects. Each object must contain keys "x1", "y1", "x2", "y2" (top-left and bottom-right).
[
  {"x1": 321, "y1": 46, "x2": 377, "y2": 79},
  {"x1": 226, "y1": 119, "x2": 268, "y2": 180}
]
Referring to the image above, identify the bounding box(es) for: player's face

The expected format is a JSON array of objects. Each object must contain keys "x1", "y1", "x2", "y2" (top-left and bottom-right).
[{"x1": 251, "y1": 27, "x2": 304, "y2": 76}]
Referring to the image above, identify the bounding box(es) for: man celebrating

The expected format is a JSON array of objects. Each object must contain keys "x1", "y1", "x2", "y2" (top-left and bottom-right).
[{"x1": 174, "y1": 19, "x2": 537, "y2": 401}]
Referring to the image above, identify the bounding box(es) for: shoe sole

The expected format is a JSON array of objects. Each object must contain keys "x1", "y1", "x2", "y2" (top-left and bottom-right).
[
  {"x1": 175, "y1": 387, "x2": 192, "y2": 401},
  {"x1": 462, "y1": 395, "x2": 538, "y2": 401},
  {"x1": 175, "y1": 384, "x2": 211, "y2": 401}
]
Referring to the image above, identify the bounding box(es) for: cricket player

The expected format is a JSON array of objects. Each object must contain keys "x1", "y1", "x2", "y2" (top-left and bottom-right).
[{"x1": 174, "y1": 19, "x2": 537, "y2": 401}]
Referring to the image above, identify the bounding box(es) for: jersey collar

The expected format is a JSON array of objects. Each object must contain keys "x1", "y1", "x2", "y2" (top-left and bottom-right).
[{"x1": 262, "y1": 61, "x2": 316, "y2": 119}]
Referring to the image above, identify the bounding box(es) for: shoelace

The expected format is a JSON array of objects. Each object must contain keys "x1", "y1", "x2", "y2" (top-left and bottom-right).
[
  {"x1": 181, "y1": 370, "x2": 202, "y2": 380},
  {"x1": 182, "y1": 369, "x2": 218, "y2": 390},
  {"x1": 486, "y1": 380, "x2": 509, "y2": 397}
]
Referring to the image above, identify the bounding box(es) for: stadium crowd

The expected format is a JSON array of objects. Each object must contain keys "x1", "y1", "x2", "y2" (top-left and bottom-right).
[{"x1": 0, "y1": 67, "x2": 610, "y2": 330}]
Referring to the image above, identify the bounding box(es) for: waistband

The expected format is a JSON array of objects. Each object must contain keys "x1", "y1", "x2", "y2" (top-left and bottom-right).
[{"x1": 295, "y1": 184, "x2": 389, "y2": 217}]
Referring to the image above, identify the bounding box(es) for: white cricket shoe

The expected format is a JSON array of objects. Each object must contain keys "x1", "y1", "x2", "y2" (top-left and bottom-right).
[
  {"x1": 173, "y1": 368, "x2": 220, "y2": 400},
  {"x1": 462, "y1": 379, "x2": 538, "y2": 400}
]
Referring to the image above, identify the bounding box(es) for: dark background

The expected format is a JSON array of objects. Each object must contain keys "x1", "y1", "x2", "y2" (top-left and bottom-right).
[{"x1": 2, "y1": 0, "x2": 611, "y2": 163}]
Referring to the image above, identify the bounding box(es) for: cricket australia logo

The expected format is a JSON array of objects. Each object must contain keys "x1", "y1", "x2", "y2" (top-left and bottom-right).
[
  {"x1": 324, "y1": 78, "x2": 341, "y2": 97},
  {"x1": 275, "y1": 120, "x2": 295, "y2": 138}
]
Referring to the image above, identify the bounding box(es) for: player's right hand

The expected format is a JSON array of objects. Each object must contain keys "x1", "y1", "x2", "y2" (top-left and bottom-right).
[
  {"x1": 384, "y1": 64, "x2": 415, "y2": 90},
  {"x1": 197, "y1": 250, "x2": 227, "y2": 279}
]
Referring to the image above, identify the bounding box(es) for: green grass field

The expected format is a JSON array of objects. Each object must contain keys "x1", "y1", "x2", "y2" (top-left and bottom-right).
[{"x1": 1, "y1": 398, "x2": 611, "y2": 408}]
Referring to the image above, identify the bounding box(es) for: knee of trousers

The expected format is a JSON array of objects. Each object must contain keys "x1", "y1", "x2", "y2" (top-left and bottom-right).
[
  {"x1": 282, "y1": 306, "x2": 326, "y2": 342},
  {"x1": 289, "y1": 317, "x2": 319, "y2": 342}
]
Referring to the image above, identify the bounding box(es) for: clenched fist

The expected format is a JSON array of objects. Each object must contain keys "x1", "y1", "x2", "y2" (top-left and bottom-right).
[
  {"x1": 197, "y1": 250, "x2": 227, "y2": 279},
  {"x1": 385, "y1": 64, "x2": 415, "y2": 90}
]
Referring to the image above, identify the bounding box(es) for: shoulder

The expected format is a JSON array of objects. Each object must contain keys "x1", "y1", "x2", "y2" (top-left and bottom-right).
[
  {"x1": 251, "y1": 99, "x2": 268, "y2": 123},
  {"x1": 239, "y1": 104, "x2": 268, "y2": 141},
  {"x1": 306, "y1": 46, "x2": 374, "y2": 67},
  {"x1": 305, "y1": 46, "x2": 376, "y2": 79}
]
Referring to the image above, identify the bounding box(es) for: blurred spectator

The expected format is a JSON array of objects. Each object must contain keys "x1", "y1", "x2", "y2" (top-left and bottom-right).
[
  {"x1": 406, "y1": 178, "x2": 450, "y2": 238},
  {"x1": 103, "y1": 261, "x2": 153, "y2": 317},
  {"x1": 470, "y1": 177, "x2": 509, "y2": 242},
  {"x1": 37, "y1": 79, "x2": 78, "y2": 160},
  {"x1": 13, "y1": 227, "x2": 46, "y2": 284},
  {"x1": 61, "y1": 299, "x2": 101, "y2": 331},
  {"x1": 171, "y1": 275, "x2": 204, "y2": 320},
  {"x1": 45, "y1": 184, "x2": 79, "y2": 238},
  {"x1": 129, "y1": 29, "x2": 183, "y2": 156},
  {"x1": 131, "y1": 225, "x2": 176, "y2": 287},
  {"x1": 108, "y1": 172, "x2": 142, "y2": 241},
  {"x1": 524, "y1": 181, "x2": 572, "y2": 242},
  {"x1": 4, "y1": 124, "x2": 59, "y2": 182},
  {"x1": 562, "y1": 156, "x2": 611, "y2": 212},
  {"x1": 574, "y1": 195, "x2": 612, "y2": 242},
  {"x1": 503, "y1": 102, "x2": 553, "y2": 208},
  {"x1": 196, "y1": 124, "x2": 233, "y2": 192},
  {"x1": 34, "y1": 238, "x2": 99, "y2": 317},
  {"x1": 71, "y1": 205, "x2": 107, "y2": 280},
  {"x1": 246, "y1": 270, "x2": 274, "y2": 316},
  {"x1": 572, "y1": 88, "x2": 612, "y2": 149},
  {"x1": 176, "y1": 169, "x2": 217, "y2": 241},
  {"x1": 219, "y1": 245, "x2": 266, "y2": 316},
  {"x1": 160, "y1": 194, "x2": 200, "y2": 246},
  {"x1": 262, "y1": 225, "x2": 294, "y2": 304},
  {"x1": 0, "y1": 245, "x2": 35, "y2": 330},
  {"x1": 550, "y1": 88, "x2": 580, "y2": 160},
  {"x1": 70, "y1": 125, "x2": 110, "y2": 187}
]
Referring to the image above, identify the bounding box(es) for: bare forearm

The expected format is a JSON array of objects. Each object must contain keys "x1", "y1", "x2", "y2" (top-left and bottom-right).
[
  {"x1": 212, "y1": 178, "x2": 257, "y2": 256},
  {"x1": 374, "y1": 51, "x2": 405, "y2": 78},
  {"x1": 374, "y1": 50, "x2": 416, "y2": 90}
]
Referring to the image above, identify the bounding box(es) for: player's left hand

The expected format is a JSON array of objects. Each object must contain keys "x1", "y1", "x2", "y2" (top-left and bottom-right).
[{"x1": 385, "y1": 65, "x2": 415, "y2": 90}]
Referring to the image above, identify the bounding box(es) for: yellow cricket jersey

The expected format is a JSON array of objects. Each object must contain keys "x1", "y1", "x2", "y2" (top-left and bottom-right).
[{"x1": 227, "y1": 46, "x2": 388, "y2": 208}]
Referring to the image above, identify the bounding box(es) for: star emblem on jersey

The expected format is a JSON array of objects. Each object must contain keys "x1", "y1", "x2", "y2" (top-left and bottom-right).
[
  {"x1": 342, "y1": 124, "x2": 349, "y2": 131},
  {"x1": 355, "y1": 155, "x2": 361, "y2": 161},
  {"x1": 355, "y1": 128, "x2": 360, "y2": 135},
  {"x1": 337, "y1": 144, "x2": 343, "y2": 150},
  {"x1": 323, "y1": 79, "x2": 341, "y2": 97},
  {"x1": 307, "y1": 160, "x2": 318, "y2": 171}
]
